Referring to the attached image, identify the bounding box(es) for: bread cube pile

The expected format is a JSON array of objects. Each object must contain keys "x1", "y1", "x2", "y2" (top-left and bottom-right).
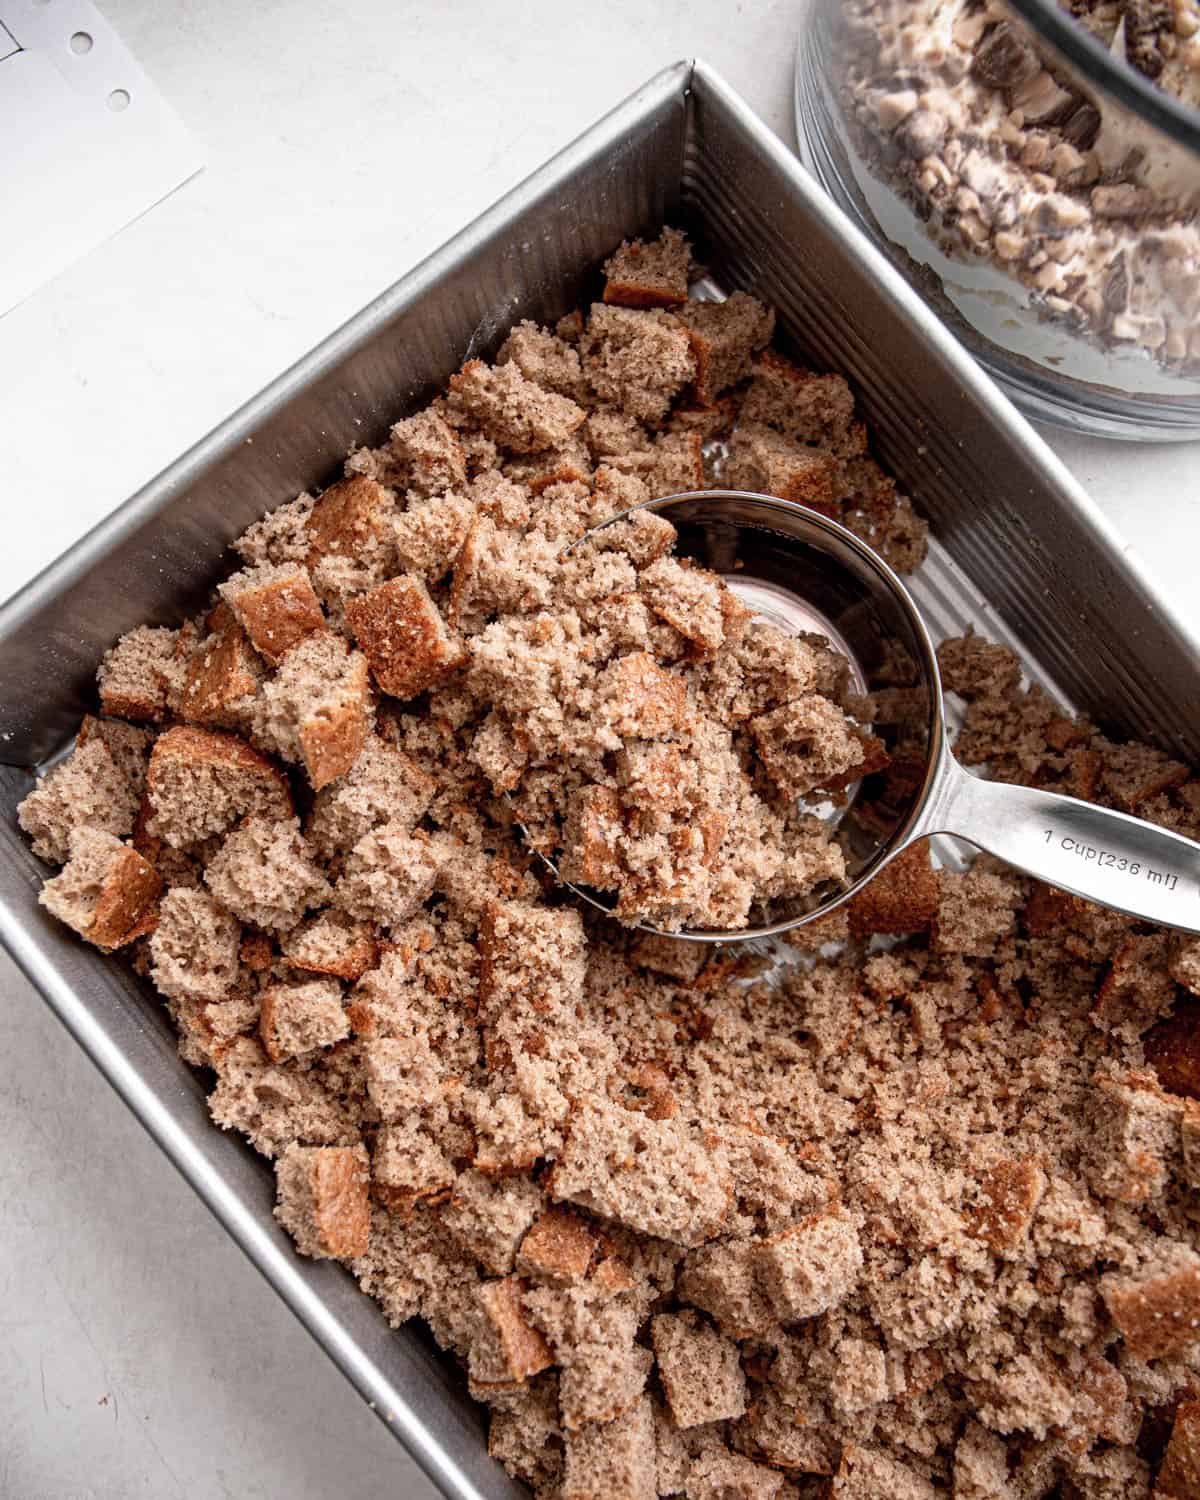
[{"x1": 17, "y1": 229, "x2": 1200, "y2": 1499}]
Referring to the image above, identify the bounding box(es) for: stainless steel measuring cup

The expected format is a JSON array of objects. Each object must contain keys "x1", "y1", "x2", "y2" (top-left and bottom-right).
[{"x1": 533, "y1": 489, "x2": 1200, "y2": 943}]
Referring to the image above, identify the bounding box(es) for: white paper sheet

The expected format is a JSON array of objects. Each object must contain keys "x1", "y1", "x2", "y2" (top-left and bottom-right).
[{"x1": 0, "y1": 0, "x2": 204, "y2": 316}]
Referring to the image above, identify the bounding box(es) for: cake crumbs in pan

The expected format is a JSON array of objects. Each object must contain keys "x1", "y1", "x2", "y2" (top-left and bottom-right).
[{"x1": 19, "y1": 228, "x2": 1200, "y2": 1498}]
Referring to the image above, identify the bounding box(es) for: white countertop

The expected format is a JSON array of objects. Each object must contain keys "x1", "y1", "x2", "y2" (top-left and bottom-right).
[{"x1": 2, "y1": 3, "x2": 1198, "y2": 1496}]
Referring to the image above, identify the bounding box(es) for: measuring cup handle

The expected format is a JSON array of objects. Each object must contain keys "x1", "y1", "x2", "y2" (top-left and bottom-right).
[{"x1": 913, "y1": 753, "x2": 1200, "y2": 933}]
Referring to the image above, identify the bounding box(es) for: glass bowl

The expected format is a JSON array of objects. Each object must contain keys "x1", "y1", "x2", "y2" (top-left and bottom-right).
[{"x1": 795, "y1": 0, "x2": 1200, "y2": 440}]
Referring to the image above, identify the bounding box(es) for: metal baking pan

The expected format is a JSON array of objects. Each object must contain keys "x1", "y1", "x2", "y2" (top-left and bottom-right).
[{"x1": 2, "y1": 59, "x2": 1198, "y2": 1500}]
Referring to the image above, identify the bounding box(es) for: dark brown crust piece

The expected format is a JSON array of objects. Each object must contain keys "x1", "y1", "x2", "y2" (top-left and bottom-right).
[{"x1": 346, "y1": 575, "x2": 464, "y2": 701}]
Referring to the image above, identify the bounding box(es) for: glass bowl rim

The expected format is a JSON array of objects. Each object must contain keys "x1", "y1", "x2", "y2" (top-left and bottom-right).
[{"x1": 1006, "y1": 0, "x2": 1200, "y2": 155}]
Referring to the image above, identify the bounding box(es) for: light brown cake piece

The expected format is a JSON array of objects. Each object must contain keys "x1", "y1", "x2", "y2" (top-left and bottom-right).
[
  {"x1": 738, "y1": 351, "x2": 858, "y2": 451},
  {"x1": 1169, "y1": 940, "x2": 1200, "y2": 998},
  {"x1": 611, "y1": 429, "x2": 707, "y2": 499},
  {"x1": 750, "y1": 695, "x2": 865, "y2": 800},
  {"x1": 487, "y1": 1378, "x2": 564, "y2": 1495},
  {"x1": 253, "y1": 632, "x2": 372, "y2": 790},
  {"x1": 651, "y1": 1310, "x2": 746, "y2": 1429},
  {"x1": 725, "y1": 423, "x2": 842, "y2": 513},
  {"x1": 39, "y1": 828, "x2": 162, "y2": 951},
  {"x1": 598, "y1": 651, "x2": 689, "y2": 740},
  {"x1": 214, "y1": 1038, "x2": 362, "y2": 1158},
  {"x1": 558, "y1": 1336, "x2": 653, "y2": 1433},
  {"x1": 233, "y1": 494, "x2": 315, "y2": 568},
  {"x1": 442, "y1": 1170, "x2": 544, "y2": 1277},
  {"x1": 97, "y1": 625, "x2": 178, "y2": 721},
  {"x1": 673, "y1": 291, "x2": 775, "y2": 402},
  {"x1": 1102, "y1": 1243, "x2": 1200, "y2": 1360},
  {"x1": 551, "y1": 1098, "x2": 729, "y2": 1248},
  {"x1": 602, "y1": 227, "x2": 691, "y2": 309},
  {"x1": 497, "y1": 319, "x2": 588, "y2": 401},
  {"x1": 469, "y1": 1277, "x2": 554, "y2": 1389},
  {"x1": 1182, "y1": 1100, "x2": 1200, "y2": 1190},
  {"x1": 204, "y1": 816, "x2": 330, "y2": 933},
  {"x1": 561, "y1": 1396, "x2": 656, "y2": 1500},
  {"x1": 18, "y1": 736, "x2": 142, "y2": 865},
  {"x1": 305, "y1": 735, "x2": 434, "y2": 860},
  {"x1": 932, "y1": 863, "x2": 1023, "y2": 957},
  {"x1": 559, "y1": 785, "x2": 624, "y2": 890},
  {"x1": 274, "y1": 1143, "x2": 370, "y2": 1260},
  {"x1": 753, "y1": 1211, "x2": 862, "y2": 1322},
  {"x1": 628, "y1": 932, "x2": 708, "y2": 983},
  {"x1": 361, "y1": 1033, "x2": 442, "y2": 1122},
  {"x1": 303, "y1": 475, "x2": 394, "y2": 570},
  {"x1": 1158, "y1": 1400, "x2": 1200, "y2": 1500},
  {"x1": 448, "y1": 515, "x2": 558, "y2": 631},
  {"x1": 75, "y1": 715, "x2": 153, "y2": 790},
  {"x1": 390, "y1": 490, "x2": 476, "y2": 582},
  {"x1": 346, "y1": 575, "x2": 463, "y2": 701},
  {"x1": 582, "y1": 305, "x2": 696, "y2": 426},
  {"x1": 936, "y1": 633, "x2": 1022, "y2": 699},
  {"x1": 148, "y1": 886, "x2": 241, "y2": 1005},
  {"x1": 258, "y1": 976, "x2": 348, "y2": 1062},
  {"x1": 828, "y1": 1444, "x2": 937, "y2": 1499},
  {"x1": 586, "y1": 408, "x2": 649, "y2": 462},
  {"x1": 280, "y1": 909, "x2": 379, "y2": 982},
  {"x1": 588, "y1": 509, "x2": 677, "y2": 568},
  {"x1": 478, "y1": 899, "x2": 587, "y2": 1021},
  {"x1": 217, "y1": 562, "x2": 325, "y2": 665},
  {"x1": 686, "y1": 1451, "x2": 784, "y2": 1500},
  {"x1": 384, "y1": 410, "x2": 468, "y2": 497},
  {"x1": 448, "y1": 359, "x2": 586, "y2": 454},
  {"x1": 335, "y1": 822, "x2": 443, "y2": 930},
  {"x1": 144, "y1": 726, "x2": 292, "y2": 849},
  {"x1": 1088, "y1": 1070, "x2": 1183, "y2": 1203},
  {"x1": 640, "y1": 557, "x2": 745, "y2": 660},
  {"x1": 371, "y1": 1123, "x2": 455, "y2": 1215}
]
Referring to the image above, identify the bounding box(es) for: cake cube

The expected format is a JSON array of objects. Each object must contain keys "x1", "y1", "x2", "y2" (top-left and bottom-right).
[
  {"x1": 258, "y1": 976, "x2": 348, "y2": 1062},
  {"x1": 602, "y1": 227, "x2": 691, "y2": 309},
  {"x1": 672, "y1": 291, "x2": 775, "y2": 402},
  {"x1": 582, "y1": 306, "x2": 696, "y2": 426},
  {"x1": 281, "y1": 908, "x2": 379, "y2": 981},
  {"x1": 145, "y1": 726, "x2": 292, "y2": 849},
  {"x1": 561, "y1": 1397, "x2": 656, "y2": 1500},
  {"x1": 651, "y1": 1310, "x2": 746, "y2": 1428},
  {"x1": 346, "y1": 574, "x2": 464, "y2": 701},
  {"x1": 517, "y1": 1206, "x2": 597, "y2": 1283},
  {"x1": 448, "y1": 358, "x2": 586, "y2": 454},
  {"x1": 97, "y1": 625, "x2": 178, "y2": 721},
  {"x1": 750, "y1": 695, "x2": 865, "y2": 800},
  {"x1": 478, "y1": 899, "x2": 587, "y2": 1020},
  {"x1": 371, "y1": 1123, "x2": 455, "y2": 1215},
  {"x1": 38, "y1": 827, "x2": 162, "y2": 950},
  {"x1": 304, "y1": 475, "x2": 394, "y2": 568},
  {"x1": 551, "y1": 1099, "x2": 729, "y2": 1248},
  {"x1": 218, "y1": 562, "x2": 325, "y2": 665},
  {"x1": 274, "y1": 1143, "x2": 370, "y2": 1260},
  {"x1": 967, "y1": 1157, "x2": 1047, "y2": 1254},
  {"x1": 1102, "y1": 1244, "x2": 1200, "y2": 1360},
  {"x1": 469, "y1": 1278, "x2": 554, "y2": 1388},
  {"x1": 753, "y1": 1211, "x2": 862, "y2": 1322},
  {"x1": 254, "y1": 632, "x2": 373, "y2": 790},
  {"x1": 725, "y1": 423, "x2": 842, "y2": 513}
]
